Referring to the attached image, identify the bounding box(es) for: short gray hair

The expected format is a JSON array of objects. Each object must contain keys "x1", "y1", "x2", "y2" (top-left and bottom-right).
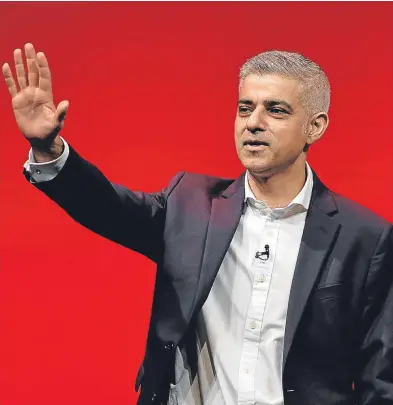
[{"x1": 239, "y1": 50, "x2": 331, "y2": 116}]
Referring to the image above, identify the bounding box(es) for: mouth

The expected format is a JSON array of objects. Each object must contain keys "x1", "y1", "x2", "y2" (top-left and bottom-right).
[{"x1": 243, "y1": 140, "x2": 269, "y2": 150}]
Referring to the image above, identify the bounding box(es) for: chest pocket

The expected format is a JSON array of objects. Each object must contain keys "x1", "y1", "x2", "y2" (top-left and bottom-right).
[{"x1": 313, "y1": 283, "x2": 348, "y2": 301}]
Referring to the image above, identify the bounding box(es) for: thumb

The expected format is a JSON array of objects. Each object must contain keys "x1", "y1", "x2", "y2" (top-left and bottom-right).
[{"x1": 55, "y1": 100, "x2": 69, "y2": 125}]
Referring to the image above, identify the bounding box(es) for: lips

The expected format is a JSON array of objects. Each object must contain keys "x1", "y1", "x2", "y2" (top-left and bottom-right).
[{"x1": 243, "y1": 140, "x2": 269, "y2": 146}]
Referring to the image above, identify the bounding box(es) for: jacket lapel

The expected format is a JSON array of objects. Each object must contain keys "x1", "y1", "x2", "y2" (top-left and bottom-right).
[
  {"x1": 193, "y1": 173, "x2": 246, "y2": 310},
  {"x1": 283, "y1": 171, "x2": 340, "y2": 369},
  {"x1": 189, "y1": 169, "x2": 341, "y2": 372}
]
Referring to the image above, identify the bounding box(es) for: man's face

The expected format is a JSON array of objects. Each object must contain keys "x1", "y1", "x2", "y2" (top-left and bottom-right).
[{"x1": 234, "y1": 74, "x2": 310, "y2": 177}]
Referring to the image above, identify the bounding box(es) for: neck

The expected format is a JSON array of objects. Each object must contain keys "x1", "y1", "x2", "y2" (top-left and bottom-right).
[{"x1": 247, "y1": 157, "x2": 308, "y2": 209}]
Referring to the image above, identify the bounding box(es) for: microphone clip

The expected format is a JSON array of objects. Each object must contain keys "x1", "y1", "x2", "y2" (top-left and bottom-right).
[{"x1": 255, "y1": 244, "x2": 270, "y2": 261}]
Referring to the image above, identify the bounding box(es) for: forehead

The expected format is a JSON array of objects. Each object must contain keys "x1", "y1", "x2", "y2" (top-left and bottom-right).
[{"x1": 239, "y1": 74, "x2": 302, "y2": 104}]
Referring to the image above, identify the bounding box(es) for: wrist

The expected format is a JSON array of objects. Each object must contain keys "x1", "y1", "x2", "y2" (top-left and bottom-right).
[{"x1": 31, "y1": 136, "x2": 64, "y2": 162}]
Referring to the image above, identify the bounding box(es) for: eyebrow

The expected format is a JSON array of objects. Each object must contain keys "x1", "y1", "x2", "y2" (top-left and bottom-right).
[{"x1": 238, "y1": 98, "x2": 294, "y2": 112}]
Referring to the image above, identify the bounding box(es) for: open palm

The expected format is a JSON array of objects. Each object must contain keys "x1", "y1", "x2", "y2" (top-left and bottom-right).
[{"x1": 2, "y1": 43, "x2": 68, "y2": 141}]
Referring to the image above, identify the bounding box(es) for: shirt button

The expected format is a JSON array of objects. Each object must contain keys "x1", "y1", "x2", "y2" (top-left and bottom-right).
[
  {"x1": 35, "y1": 169, "x2": 41, "y2": 174},
  {"x1": 257, "y1": 275, "x2": 265, "y2": 283},
  {"x1": 244, "y1": 368, "x2": 249, "y2": 374},
  {"x1": 250, "y1": 321, "x2": 256, "y2": 330}
]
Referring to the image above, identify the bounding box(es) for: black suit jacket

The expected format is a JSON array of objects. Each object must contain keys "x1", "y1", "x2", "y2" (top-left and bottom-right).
[{"x1": 25, "y1": 145, "x2": 393, "y2": 405}]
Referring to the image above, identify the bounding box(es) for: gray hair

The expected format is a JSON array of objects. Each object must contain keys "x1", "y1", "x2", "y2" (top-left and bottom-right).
[{"x1": 239, "y1": 50, "x2": 331, "y2": 116}]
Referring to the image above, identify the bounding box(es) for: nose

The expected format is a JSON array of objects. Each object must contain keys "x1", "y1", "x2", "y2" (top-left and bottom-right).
[{"x1": 246, "y1": 108, "x2": 266, "y2": 134}]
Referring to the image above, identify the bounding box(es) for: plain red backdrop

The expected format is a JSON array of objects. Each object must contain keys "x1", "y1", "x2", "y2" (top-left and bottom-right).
[{"x1": 0, "y1": 2, "x2": 392, "y2": 405}]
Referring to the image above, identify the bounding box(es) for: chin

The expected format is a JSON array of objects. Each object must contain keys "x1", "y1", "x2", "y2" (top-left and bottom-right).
[{"x1": 240, "y1": 155, "x2": 273, "y2": 175}]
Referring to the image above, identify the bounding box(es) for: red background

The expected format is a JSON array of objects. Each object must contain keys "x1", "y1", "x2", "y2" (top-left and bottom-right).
[{"x1": 0, "y1": 2, "x2": 392, "y2": 404}]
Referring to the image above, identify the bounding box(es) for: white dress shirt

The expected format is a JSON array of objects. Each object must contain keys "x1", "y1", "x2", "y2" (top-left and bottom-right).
[
  {"x1": 173, "y1": 163, "x2": 313, "y2": 405},
  {"x1": 24, "y1": 138, "x2": 70, "y2": 182},
  {"x1": 24, "y1": 140, "x2": 313, "y2": 405}
]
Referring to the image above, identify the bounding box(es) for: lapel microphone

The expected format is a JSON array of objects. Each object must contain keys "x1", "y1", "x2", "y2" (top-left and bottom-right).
[{"x1": 255, "y1": 244, "x2": 270, "y2": 261}]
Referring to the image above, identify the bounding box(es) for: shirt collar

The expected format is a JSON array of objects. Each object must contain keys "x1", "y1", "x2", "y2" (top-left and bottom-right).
[{"x1": 244, "y1": 162, "x2": 314, "y2": 212}]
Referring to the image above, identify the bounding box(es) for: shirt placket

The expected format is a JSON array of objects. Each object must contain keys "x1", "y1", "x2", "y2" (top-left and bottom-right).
[{"x1": 238, "y1": 208, "x2": 281, "y2": 405}]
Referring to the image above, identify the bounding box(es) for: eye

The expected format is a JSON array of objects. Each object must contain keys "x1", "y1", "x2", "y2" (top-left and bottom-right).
[
  {"x1": 238, "y1": 106, "x2": 251, "y2": 114},
  {"x1": 269, "y1": 108, "x2": 287, "y2": 115}
]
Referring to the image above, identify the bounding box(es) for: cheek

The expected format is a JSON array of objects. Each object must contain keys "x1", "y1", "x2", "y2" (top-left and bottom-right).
[
  {"x1": 234, "y1": 120, "x2": 244, "y2": 140},
  {"x1": 273, "y1": 122, "x2": 306, "y2": 144},
  {"x1": 274, "y1": 132, "x2": 306, "y2": 157}
]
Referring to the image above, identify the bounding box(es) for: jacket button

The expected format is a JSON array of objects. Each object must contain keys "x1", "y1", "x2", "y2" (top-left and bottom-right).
[
  {"x1": 164, "y1": 342, "x2": 176, "y2": 350},
  {"x1": 151, "y1": 392, "x2": 157, "y2": 402}
]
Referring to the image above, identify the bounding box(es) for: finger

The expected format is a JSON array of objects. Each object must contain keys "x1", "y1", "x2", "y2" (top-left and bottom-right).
[
  {"x1": 36, "y1": 51, "x2": 52, "y2": 93},
  {"x1": 2, "y1": 63, "x2": 18, "y2": 98},
  {"x1": 14, "y1": 48, "x2": 27, "y2": 90},
  {"x1": 25, "y1": 43, "x2": 39, "y2": 87},
  {"x1": 55, "y1": 100, "x2": 69, "y2": 124}
]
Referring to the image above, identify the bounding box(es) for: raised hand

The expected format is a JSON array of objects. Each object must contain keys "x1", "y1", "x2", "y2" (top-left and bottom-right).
[{"x1": 2, "y1": 43, "x2": 68, "y2": 159}]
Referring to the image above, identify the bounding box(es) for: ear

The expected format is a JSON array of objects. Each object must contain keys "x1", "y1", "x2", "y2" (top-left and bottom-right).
[{"x1": 305, "y1": 112, "x2": 329, "y2": 147}]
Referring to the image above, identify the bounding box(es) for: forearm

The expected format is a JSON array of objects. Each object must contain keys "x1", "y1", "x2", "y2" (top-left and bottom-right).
[{"x1": 24, "y1": 142, "x2": 175, "y2": 261}]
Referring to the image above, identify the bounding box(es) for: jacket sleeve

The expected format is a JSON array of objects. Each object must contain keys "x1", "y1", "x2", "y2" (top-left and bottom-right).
[
  {"x1": 23, "y1": 144, "x2": 185, "y2": 263},
  {"x1": 355, "y1": 224, "x2": 393, "y2": 404}
]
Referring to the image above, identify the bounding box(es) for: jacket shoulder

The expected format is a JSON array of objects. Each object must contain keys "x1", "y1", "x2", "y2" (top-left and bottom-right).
[
  {"x1": 332, "y1": 191, "x2": 392, "y2": 229},
  {"x1": 168, "y1": 171, "x2": 236, "y2": 198}
]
